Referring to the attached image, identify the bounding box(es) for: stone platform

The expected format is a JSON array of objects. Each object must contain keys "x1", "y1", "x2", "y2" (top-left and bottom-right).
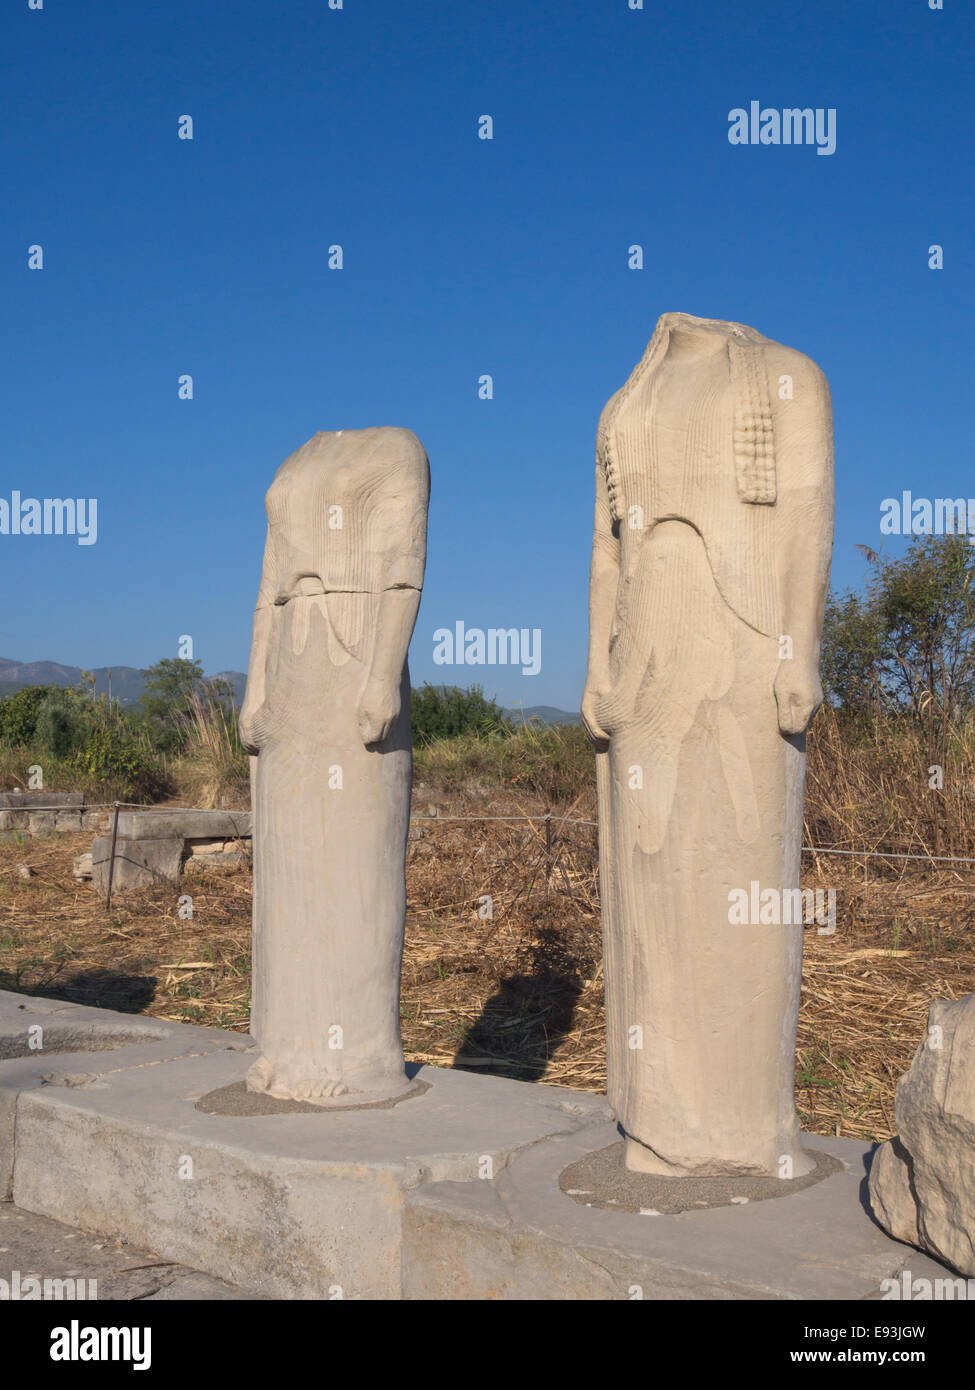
[
  {"x1": 0, "y1": 990, "x2": 611, "y2": 1299},
  {"x1": 0, "y1": 989, "x2": 945, "y2": 1300},
  {"x1": 402, "y1": 1125, "x2": 924, "y2": 1300}
]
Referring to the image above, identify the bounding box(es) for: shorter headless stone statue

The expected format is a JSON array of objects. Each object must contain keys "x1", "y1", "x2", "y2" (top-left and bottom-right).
[
  {"x1": 583, "y1": 313, "x2": 834, "y2": 1176},
  {"x1": 240, "y1": 428, "x2": 429, "y2": 1106}
]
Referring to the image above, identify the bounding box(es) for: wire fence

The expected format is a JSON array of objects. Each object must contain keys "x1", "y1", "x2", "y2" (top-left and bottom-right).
[
  {"x1": 5, "y1": 797, "x2": 975, "y2": 911},
  {"x1": 7, "y1": 797, "x2": 975, "y2": 863}
]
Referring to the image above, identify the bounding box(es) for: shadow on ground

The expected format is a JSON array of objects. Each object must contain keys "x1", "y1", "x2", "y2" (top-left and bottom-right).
[
  {"x1": 0, "y1": 969, "x2": 157, "y2": 1013},
  {"x1": 454, "y1": 926, "x2": 585, "y2": 1082}
]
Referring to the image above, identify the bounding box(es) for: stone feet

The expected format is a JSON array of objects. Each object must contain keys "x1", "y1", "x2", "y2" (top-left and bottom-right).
[
  {"x1": 245, "y1": 1054, "x2": 349, "y2": 1105},
  {"x1": 245, "y1": 1052, "x2": 413, "y2": 1107},
  {"x1": 623, "y1": 1133, "x2": 817, "y2": 1179}
]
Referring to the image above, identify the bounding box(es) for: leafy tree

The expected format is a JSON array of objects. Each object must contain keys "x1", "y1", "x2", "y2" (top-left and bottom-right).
[
  {"x1": 872, "y1": 535, "x2": 975, "y2": 730},
  {"x1": 822, "y1": 534, "x2": 975, "y2": 745},
  {"x1": 139, "y1": 658, "x2": 206, "y2": 747},
  {"x1": 821, "y1": 590, "x2": 884, "y2": 720}
]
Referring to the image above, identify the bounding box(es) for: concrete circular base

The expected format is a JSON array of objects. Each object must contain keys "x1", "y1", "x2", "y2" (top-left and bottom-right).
[
  {"x1": 195, "y1": 1078, "x2": 431, "y2": 1116},
  {"x1": 559, "y1": 1140, "x2": 842, "y2": 1214}
]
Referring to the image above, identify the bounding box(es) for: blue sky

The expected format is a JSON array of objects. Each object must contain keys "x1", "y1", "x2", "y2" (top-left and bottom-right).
[{"x1": 2, "y1": 0, "x2": 972, "y2": 709}]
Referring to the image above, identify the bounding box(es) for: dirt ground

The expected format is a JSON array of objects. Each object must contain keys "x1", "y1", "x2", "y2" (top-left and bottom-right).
[{"x1": 2, "y1": 786, "x2": 973, "y2": 1143}]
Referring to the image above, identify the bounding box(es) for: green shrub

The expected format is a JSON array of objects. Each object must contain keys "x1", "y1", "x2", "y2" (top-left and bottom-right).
[
  {"x1": 414, "y1": 720, "x2": 594, "y2": 801},
  {"x1": 33, "y1": 688, "x2": 92, "y2": 757},
  {"x1": 411, "y1": 684, "x2": 511, "y2": 745},
  {"x1": 74, "y1": 724, "x2": 166, "y2": 802},
  {"x1": 0, "y1": 686, "x2": 64, "y2": 746}
]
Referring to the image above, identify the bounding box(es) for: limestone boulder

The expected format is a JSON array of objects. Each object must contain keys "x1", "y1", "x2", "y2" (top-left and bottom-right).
[{"x1": 869, "y1": 994, "x2": 975, "y2": 1276}]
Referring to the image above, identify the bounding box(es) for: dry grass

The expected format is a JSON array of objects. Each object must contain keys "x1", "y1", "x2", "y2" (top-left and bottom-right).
[
  {"x1": 1, "y1": 750, "x2": 973, "y2": 1143},
  {"x1": 0, "y1": 832, "x2": 254, "y2": 1030},
  {"x1": 172, "y1": 691, "x2": 250, "y2": 809},
  {"x1": 807, "y1": 703, "x2": 975, "y2": 861}
]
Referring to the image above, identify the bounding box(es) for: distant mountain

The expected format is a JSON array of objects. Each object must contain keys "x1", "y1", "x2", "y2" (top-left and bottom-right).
[
  {"x1": 0, "y1": 659, "x2": 89, "y2": 688},
  {"x1": 0, "y1": 659, "x2": 248, "y2": 707},
  {"x1": 505, "y1": 705, "x2": 580, "y2": 726}
]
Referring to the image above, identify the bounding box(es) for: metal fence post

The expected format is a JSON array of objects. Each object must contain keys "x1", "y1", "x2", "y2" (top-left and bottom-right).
[{"x1": 105, "y1": 801, "x2": 121, "y2": 909}]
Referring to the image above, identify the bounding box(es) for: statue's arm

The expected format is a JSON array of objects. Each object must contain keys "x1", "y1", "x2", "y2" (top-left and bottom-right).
[
  {"x1": 239, "y1": 528, "x2": 276, "y2": 754},
  {"x1": 771, "y1": 356, "x2": 835, "y2": 735},
  {"x1": 582, "y1": 454, "x2": 621, "y2": 742},
  {"x1": 357, "y1": 449, "x2": 430, "y2": 746},
  {"x1": 357, "y1": 588, "x2": 423, "y2": 745}
]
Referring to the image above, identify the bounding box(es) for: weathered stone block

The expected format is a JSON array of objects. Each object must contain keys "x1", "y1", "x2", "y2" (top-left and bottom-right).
[
  {"x1": 185, "y1": 850, "x2": 246, "y2": 872},
  {"x1": 869, "y1": 1136, "x2": 920, "y2": 1249},
  {"x1": 116, "y1": 810, "x2": 251, "y2": 841},
  {"x1": 869, "y1": 994, "x2": 975, "y2": 1276},
  {"x1": 0, "y1": 792, "x2": 82, "y2": 809},
  {"x1": 91, "y1": 837, "x2": 185, "y2": 893}
]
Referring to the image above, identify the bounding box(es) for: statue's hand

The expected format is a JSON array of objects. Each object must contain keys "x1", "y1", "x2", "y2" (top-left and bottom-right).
[
  {"x1": 773, "y1": 662, "x2": 823, "y2": 735},
  {"x1": 358, "y1": 676, "x2": 400, "y2": 746},
  {"x1": 581, "y1": 682, "x2": 612, "y2": 743},
  {"x1": 238, "y1": 701, "x2": 269, "y2": 755}
]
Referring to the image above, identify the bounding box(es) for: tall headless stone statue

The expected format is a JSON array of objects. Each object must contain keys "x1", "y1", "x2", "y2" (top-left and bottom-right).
[
  {"x1": 583, "y1": 313, "x2": 834, "y2": 1176},
  {"x1": 240, "y1": 428, "x2": 429, "y2": 1106}
]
